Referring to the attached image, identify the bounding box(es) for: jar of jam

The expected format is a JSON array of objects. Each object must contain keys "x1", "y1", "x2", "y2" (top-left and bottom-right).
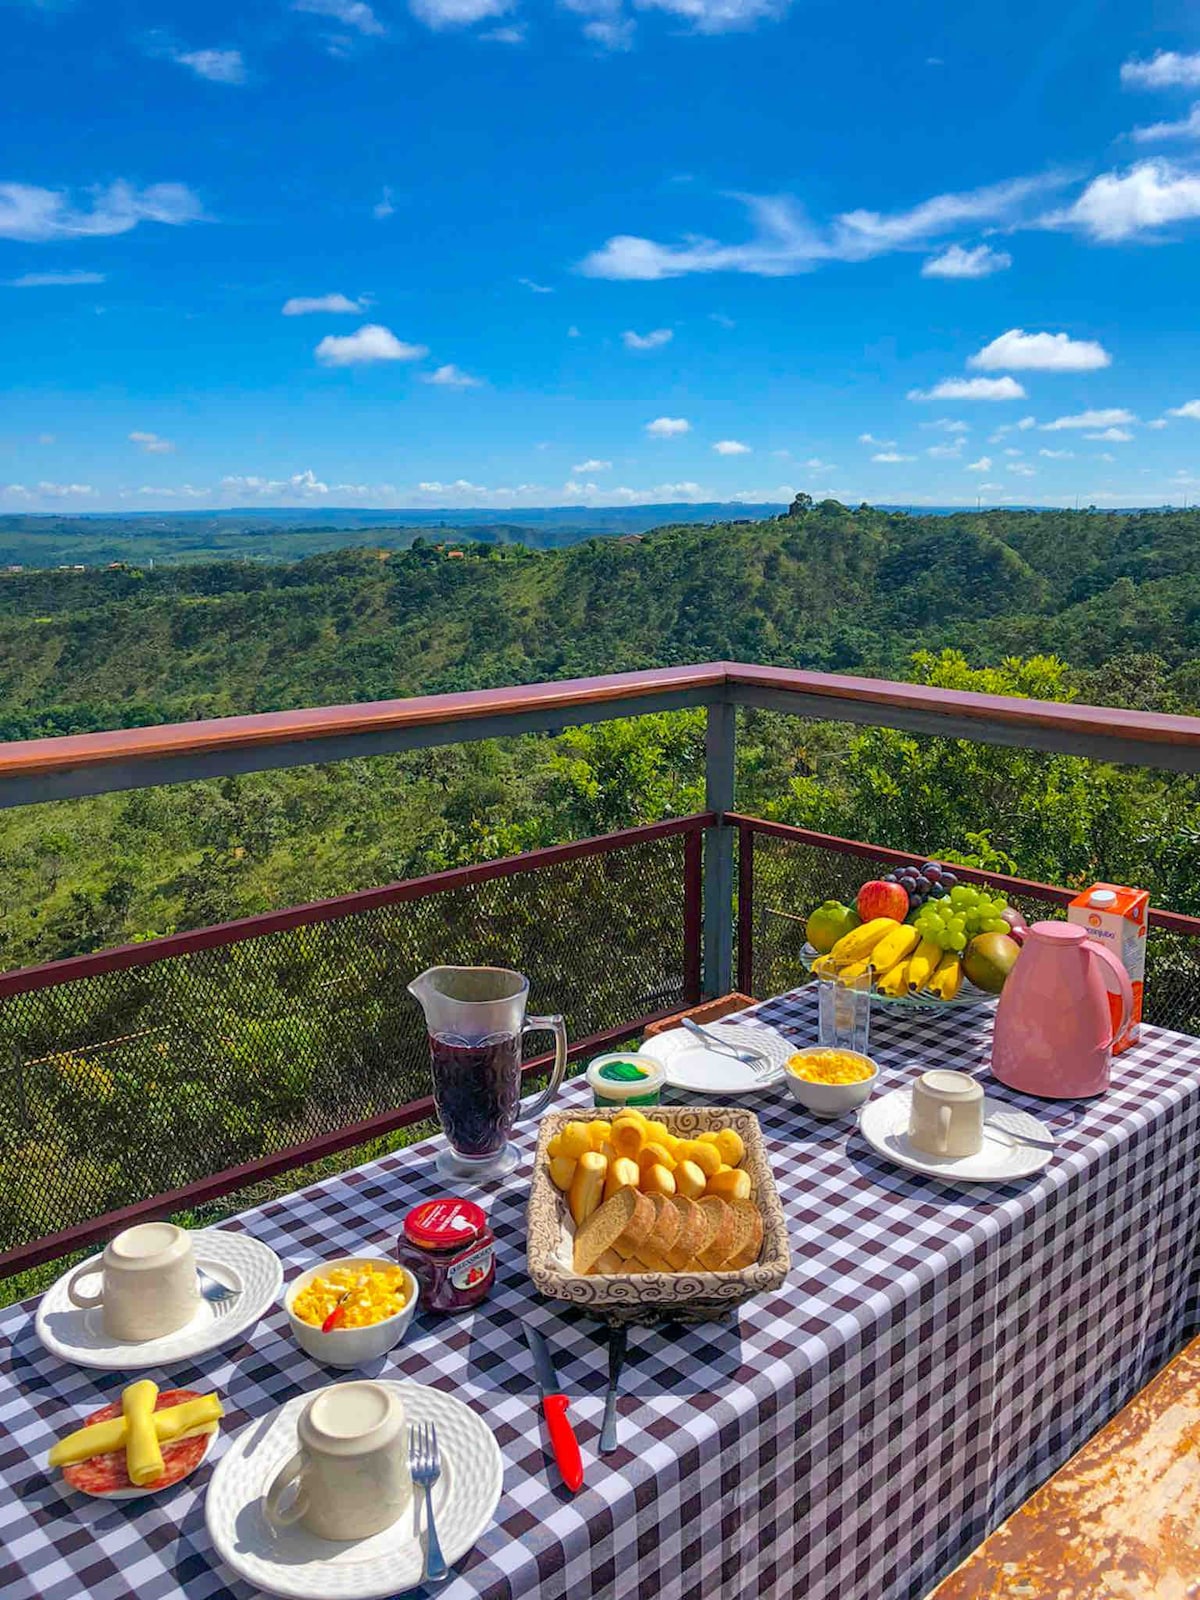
[{"x1": 397, "y1": 1197, "x2": 496, "y2": 1313}]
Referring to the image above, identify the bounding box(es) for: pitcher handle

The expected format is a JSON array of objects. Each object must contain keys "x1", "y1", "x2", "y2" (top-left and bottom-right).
[
  {"x1": 1086, "y1": 942, "x2": 1134, "y2": 1047},
  {"x1": 520, "y1": 1014, "x2": 568, "y2": 1121}
]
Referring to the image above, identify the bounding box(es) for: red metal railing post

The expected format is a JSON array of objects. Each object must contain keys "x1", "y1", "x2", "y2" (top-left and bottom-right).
[
  {"x1": 683, "y1": 827, "x2": 703, "y2": 1004},
  {"x1": 737, "y1": 820, "x2": 754, "y2": 996}
]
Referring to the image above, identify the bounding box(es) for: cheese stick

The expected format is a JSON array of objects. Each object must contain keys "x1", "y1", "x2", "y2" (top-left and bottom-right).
[
  {"x1": 49, "y1": 1393, "x2": 224, "y2": 1470},
  {"x1": 122, "y1": 1380, "x2": 164, "y2": 1487}
]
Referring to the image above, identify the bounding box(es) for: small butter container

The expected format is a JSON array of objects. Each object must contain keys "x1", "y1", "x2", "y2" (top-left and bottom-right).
[{"x1": 586, "y1": 1051, "x2": 665, "y2": 1108}]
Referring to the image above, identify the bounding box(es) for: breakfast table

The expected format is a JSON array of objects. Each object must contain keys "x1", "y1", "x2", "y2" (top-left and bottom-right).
[{"x1": 3, "y1": 984, "x2": 1200, "y2": 1600}]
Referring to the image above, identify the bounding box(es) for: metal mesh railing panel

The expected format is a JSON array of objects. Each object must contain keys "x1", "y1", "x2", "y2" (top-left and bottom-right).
[
  {"x1": 0, "y1": 832, "x2": 691, "y2": 1253},
  {"x1": 747, "y1": 831, "x2": 1200, "y2": 1036}
]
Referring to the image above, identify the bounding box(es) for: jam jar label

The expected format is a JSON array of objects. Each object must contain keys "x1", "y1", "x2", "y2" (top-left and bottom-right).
[{"x1": 449, "y1": 1245, "x2": 494, "y2": 1292}]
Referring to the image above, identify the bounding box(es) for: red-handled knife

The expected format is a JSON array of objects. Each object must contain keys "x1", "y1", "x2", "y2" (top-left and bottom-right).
[{"x1": 524, "y1": 1324, "x2": 584, "y2": 1492}]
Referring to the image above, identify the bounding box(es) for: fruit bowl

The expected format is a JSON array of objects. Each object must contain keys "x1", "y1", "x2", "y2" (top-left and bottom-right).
[{"x1": 799, "y1": 945, "x2": 1000, "y2": 1010}]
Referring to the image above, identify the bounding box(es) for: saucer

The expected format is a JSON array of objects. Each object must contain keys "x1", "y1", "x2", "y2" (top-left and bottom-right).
[
  {"x1": 205, "y1": 1381, "x2": 504, "y2": 1599},
  {"x1": 859, "y1": 1088, "x2": 1056, "y2": 1183},
  {"x1": 35, "y1": 1229, "x2": 282, "y2": 1370},
  {"x1": 639, "y1": 1021, "x2": 791, "y2": 1094}
]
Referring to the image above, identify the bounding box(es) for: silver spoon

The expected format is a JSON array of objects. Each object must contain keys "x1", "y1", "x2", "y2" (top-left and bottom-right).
[{"x1": 197, "y1": 1266, "x2": 240, "y2": 1304}]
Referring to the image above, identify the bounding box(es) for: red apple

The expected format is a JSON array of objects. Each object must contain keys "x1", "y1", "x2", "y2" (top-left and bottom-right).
[
  {"x1": 1000, "y1": 907, "x2": 1028, "y2": 945},
  {"x1": 856, "y1": 879, "x2": 909, "y2": 922}
]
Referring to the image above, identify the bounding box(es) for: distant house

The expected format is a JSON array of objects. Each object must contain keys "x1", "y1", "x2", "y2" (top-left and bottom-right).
[
  {"x1": 616, "y1": 534, "x2": 644, "y2": 545},
  {"x1": 445, "y1": 549, "x2": 465, "y2": 559}
]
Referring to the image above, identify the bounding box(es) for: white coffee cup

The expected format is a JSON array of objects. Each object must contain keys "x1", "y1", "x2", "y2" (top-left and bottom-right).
[
  {"x1": 66, "y1": 1221, "x2": 199, "y2": 1342},
  {"x1": 909, "y1": 1070, "x2": 984, "y2": 1158},
  {"x1": 264, "y1": 1382, "x2": 411, "y2": 1543}
]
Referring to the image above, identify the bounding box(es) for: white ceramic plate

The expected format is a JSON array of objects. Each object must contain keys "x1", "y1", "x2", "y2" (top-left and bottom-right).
[
  {"x1": 71, "y1": 1425, "x2": 218, "y2": 1500},
  {"x1": 35, "y1": 1229, "x2": 283, "y2": 1371},
  {"x1": 205, "y1": 1381, "x2": 504, "y2": 1600},
  {"x1": 640, "y1": 1021, "x2": 793, "y2": 1095},
  {"x1": 859, "y1": 1087, "x2": 1055, "y2": 1183}
]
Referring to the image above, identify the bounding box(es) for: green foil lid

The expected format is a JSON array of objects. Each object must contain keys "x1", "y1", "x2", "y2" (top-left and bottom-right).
[{"x1": 597, "y1": 1059, "x2": 648, "y2": 1082}]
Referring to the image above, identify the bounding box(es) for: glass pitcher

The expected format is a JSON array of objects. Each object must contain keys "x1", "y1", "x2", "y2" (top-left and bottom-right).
[{"x1": 408, "y1": 966, "x2": 568, "y2": 1180}]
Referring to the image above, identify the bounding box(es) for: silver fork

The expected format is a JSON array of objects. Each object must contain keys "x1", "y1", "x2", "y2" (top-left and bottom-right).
[
  {"x1": 197, "y1": 1266, "x2": 239, "y2": 1304},
  {"x1": 681, "y1": 1017, "x2": 776, "y2": 1077},
  {"x1": 409, "y1": 1420, "x2": 448, "y2": 1584}
]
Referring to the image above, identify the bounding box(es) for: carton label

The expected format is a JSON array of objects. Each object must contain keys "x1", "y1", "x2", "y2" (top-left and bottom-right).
[{"x1": 1067, "y1": 882, "x2": 1148, "y2": 1055}]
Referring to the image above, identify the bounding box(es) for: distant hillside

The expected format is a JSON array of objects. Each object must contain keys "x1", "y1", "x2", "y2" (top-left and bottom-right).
[
  {"x1": 1, "y1": 501, "x2": 1198, "y2": 740},
  {"x1": 0, "y1": 503, "x2": 784, "y2": 567}
]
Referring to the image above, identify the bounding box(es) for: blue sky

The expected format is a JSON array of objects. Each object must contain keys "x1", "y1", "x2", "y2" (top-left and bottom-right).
[{"x1": 3, "y1": 0, "x2": 1200, "y2": 512}]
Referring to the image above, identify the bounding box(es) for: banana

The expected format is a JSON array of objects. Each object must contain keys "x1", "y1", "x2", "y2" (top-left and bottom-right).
[
  {"x1": 906, "y1": 937, "x2": 943, "y2": 992},
  {"x1": 828, "y1": 917, "x2": 900, "y2": 964},
  {"x1": 863, "y1": 923, "x2": 921, "y2": 975},
  {"x1": 926, "y1": 953, "x2": 963, "y2": 1000},
  {"x1": 875, "y1": 957, "x2": 912, "y2": 997}
]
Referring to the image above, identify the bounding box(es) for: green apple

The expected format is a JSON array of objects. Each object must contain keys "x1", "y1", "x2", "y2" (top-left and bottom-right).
[{"x1": 806, "y1": 900, "x2": 862, "y2": 954}]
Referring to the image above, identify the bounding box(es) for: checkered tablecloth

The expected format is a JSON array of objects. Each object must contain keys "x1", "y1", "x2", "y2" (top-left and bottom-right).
[{"x1": 4, "y1": 988, "x2": 1200, "y2": 1600}]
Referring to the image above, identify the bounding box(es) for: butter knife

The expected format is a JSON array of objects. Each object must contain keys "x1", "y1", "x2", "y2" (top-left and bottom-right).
[{"x1": 599, "y1": 1324, "x2": 627, "y2": 1455}]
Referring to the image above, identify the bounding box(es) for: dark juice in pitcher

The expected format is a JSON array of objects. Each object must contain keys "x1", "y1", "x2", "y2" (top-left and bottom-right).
[{"x1": 429, "y1": 1034, "x2": 522, "y2": 1156}]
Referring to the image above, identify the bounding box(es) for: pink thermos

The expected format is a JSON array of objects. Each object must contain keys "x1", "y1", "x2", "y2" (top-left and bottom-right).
[{"x1": 991, "y1": 922, "x2": 1133, "y2": 1098}]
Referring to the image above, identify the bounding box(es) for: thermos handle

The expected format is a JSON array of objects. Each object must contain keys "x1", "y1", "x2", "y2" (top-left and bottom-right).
[{"x1": 1086, "y1": 942, "x2": 1133, "y2": 1047}]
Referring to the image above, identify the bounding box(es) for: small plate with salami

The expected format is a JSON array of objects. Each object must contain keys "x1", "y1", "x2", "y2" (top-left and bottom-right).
[
  {"x1": 55, "y1": 1387, "x2": 220, "y2": 1500},
  {"x1": 35, "y1": 1228, "x2": 282, "y2": 1371}
]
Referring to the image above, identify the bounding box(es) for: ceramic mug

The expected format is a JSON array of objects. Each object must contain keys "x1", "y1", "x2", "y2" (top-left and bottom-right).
[
  {"x1": 66, "y1": 1221, "x2": 199, "y2": 1342},
  {"x1": 909, "y1": 1070, "x2": 984, "y2": 1158},
  {"x1": 264, "y1": 1382, "x2": 411, "y2": 1543}
]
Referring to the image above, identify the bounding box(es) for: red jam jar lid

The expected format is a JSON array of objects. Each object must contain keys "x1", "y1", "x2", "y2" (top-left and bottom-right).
[{"x1": 403, "y1": 1197, "x2": 487, "y2": 1251}]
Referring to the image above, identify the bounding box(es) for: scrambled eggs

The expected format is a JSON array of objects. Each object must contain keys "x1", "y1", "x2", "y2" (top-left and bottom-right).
[
  {"x1": 786, "y1": 1049, "x2": 874, "y2": 1085},
  {"x1": 292, "y1": 1264, "x2": 409, "y2": 1328}
]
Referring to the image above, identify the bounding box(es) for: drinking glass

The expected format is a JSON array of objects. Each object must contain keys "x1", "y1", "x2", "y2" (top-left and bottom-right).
[{"x1": 817, "y1": 965, "x2": 871, "y2": 1056}]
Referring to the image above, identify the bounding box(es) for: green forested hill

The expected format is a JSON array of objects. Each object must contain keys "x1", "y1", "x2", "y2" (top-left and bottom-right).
[
  {"x1": 2, "y1": 500, "x2": 1200, "y2": 968},
  {"x1": 2, "y1": 502, "x2": 1199, "y2": 739}
]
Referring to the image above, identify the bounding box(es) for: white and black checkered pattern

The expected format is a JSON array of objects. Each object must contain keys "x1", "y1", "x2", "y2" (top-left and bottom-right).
[{"x1": 3, "y1": 988, "x2": 1200, "y2": 1600}]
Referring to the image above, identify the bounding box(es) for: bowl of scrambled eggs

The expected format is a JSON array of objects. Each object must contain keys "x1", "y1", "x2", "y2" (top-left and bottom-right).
[
  {"x1": 783, "y1": 1048, "x2": 879, "y2": 1120},
  {"x1": 284, "y1": 1257, "x2": 417, "y2": 1368}
]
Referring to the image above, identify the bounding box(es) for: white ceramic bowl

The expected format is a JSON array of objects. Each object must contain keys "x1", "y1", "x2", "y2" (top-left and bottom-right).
[
  {"x1": 783, "y1": 1049, "x2": 879, "y2": 1120},
  {"x1": 283, "y1": 1257, "x2": 418, "y2": 1369}
]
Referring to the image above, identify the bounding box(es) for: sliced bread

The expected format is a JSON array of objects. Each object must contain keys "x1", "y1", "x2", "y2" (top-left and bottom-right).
[
  {"x1": 664, "y1": 1195, "x2": 709, "y2": 1270},
  {"x1": 644, "y1": 1193, "x2": 681, "y2": 1257},
  {"x1": 696, "y1": 1196, "x2": 738, "y2": 1271},
  {"x1": 573, "y1": 1186, "x2": 655, "y2": 1275},
  {"x1": 723, "y1": 1199, "x2": 764, "y2": 1270}
]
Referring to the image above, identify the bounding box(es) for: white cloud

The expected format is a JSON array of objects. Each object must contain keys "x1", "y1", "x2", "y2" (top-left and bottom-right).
[
  {"x1": 921, "y1": 243, "x2": 1011, "y2": 279},
  {"x1": 171, "y1": 48, "x2": 246, "y2": 83},
  {"x1": 1148, "y1": 417, "x2": 1170, "y2": 428},
  {"x1": 631, "y1": 0, "x2": 788, "y2": 33},
  {"x1": 1094, "y1": 452, "x2": 1117, "y2": 462},
  {"x1": 1017, "y1": 415, "x2": 1036, "y2": 430},
  {"x1": 422, "y1": 363, "x2": 483, "y2": 388},
  {"x1": 409, "y1": 0, "x2": 514, "y2": 27},
  {"x1": 283, "y1": 293, "x2": 366, "y2": 315},
  {"x1": 1121, "y1": 51, "x2": 1200, "y2": 90},
  {"x1": 1040, "y1": 160, "x2": 1200, "y2": 241},
  {"x1": 315, "y1": 324, "x2": 428, "y2": 366},
  {"x1": 872, "y1": 451, "x2": 915, "y2": 462},
  {"x1": 484, "y1": 24, "x2": 525, "y2": 40},
  {"x1": 646, "y1": 416, "x2": 690, "y2": 436},
  {"x1": 1002, "y1": 448, "x2": 1023, "y2": 457},
  {"x1": 622, "y1": 327, "x2": 673, "y2": 350},
  {"x1": 1041, "y1": 407, "x2": 1136, "y2": 430},
  {"x1": 0, "y1": 180, "x2": 202, "y2": 242},
  {"x1": 1084, "y1": 427, "x2": 1134, "y2": 442},
  {"x1": 580, "y1": 172, "x2": 1064, "y2": 279},
  {"x1": 573, "y1": 458, "x2": 611, "y2": 472},
  {"x1": 293, "y1": 0, "x2": 385, "y2": 35},
  {"x1": 1007, "y1": 462, "x2": 1036, "y2": 476},
  {"x1": 858, "y1": 432, "x2": 896, "y2": 447},
  {"x1": 129, "y1": 430, "x2": 174, "y2": 454},
  {"x1": 923, "y1": 418, "x2": 970, "y2": 433},
  {"x1": 1039, "y1": 448, "x2": 1074, "y2": 458},
  {"x1": 804, "y1": 457, "x2": 835, "y2": 470},
  {"x1": 713, "y1": 439, "x2": 750, "y2": 455},
  {"x1": 710, "y1": 312, "x2": 736, "y2": 328},
  {"x1": 5, "y1": 269, "x2": 105, "y2": 287},
  {"x1": 1167, "y1": 400, "x2": 1200, "y2": 419},
  {"x1": 220, "y1": 469, "x2": 340, "y2": 500},
  {"x1": 37, "y1": 433, "x2": 55, "y2": 444},
  {"x1": 518, "y1": 277, "x2": 553, "y2": 293},
  {"x1": 1131, "y1": 104, "x2": 1200, "y2": 144},
  {"x1": 373, "y1": 188, "x2": 395, "y2": 219},
  {"x1": 567, "y1": 325, "x2": 581, "y2": 338},
  {"x1": 966, "y1": 457, "x2": 993, "y2": 472},
  {"x1": 968, "y1": 328, "x2": 1111, "y2": 372},
  {"x1": 581, "y1": 18, "x2": 635, "y2": 50},
  {"x1": 909, "y1": 376, "x2": 1027, "y2": 401},
  {"x1": 35, "y1": 482, "x2": 95, "y2": 498},
  {"x1": 926, "y1": 442, "x2": 965, "y2": 459}
]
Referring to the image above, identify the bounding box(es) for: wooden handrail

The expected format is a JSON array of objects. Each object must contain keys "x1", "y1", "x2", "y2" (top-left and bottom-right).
[{"x1": 1, "y1": 661, "x2": 1199, "y2": 792}]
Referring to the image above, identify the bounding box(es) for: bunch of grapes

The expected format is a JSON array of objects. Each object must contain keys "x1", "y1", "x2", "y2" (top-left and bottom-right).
[
  {"x1": 913, "y1": 884, "x2": 1011, "y2": 952},
  {"x1": 882, "y1": 859, "x2": 959, "y2": 912}
]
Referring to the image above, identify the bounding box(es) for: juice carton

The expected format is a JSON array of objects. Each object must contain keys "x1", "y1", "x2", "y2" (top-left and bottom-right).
[{"x1": 1067, "y1": 882, "x2": 1148, "y2": 1054}]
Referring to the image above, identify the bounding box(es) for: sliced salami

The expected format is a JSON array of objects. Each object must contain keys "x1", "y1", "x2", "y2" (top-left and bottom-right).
[{"x1": 62, "y1": 1388, "x2": 212, "y2": 1496}]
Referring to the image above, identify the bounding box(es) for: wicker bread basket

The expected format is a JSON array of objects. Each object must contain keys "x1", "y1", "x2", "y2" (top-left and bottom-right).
[{"x1": 526, "y1": 1106, "x2": 790, "y2": 1325}]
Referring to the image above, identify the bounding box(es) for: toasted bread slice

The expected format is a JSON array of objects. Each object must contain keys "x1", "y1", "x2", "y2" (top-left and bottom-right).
[
  {"x1": 723, "y1": 1200, "x2": 764, "y2": 1270},
  {"x1": 631, "y1": 1247, "x2": 673, "y2": 1272},
  {"x1": 697, "y1": 1196, "x2": 738, "y2": 1271},
  {"x1": 643, "y1": 1193, "x2": 681, "y2": 1257},
  {"x1": 592, "y1": 1248, "x2": 625, "y2": 1275},
  {"x1": 573, "y1": 1186, "x2": 655, "y2": 1275},
  {"x1": 664, "y1": 1195, "x2": 708, "y2": 1270}
]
